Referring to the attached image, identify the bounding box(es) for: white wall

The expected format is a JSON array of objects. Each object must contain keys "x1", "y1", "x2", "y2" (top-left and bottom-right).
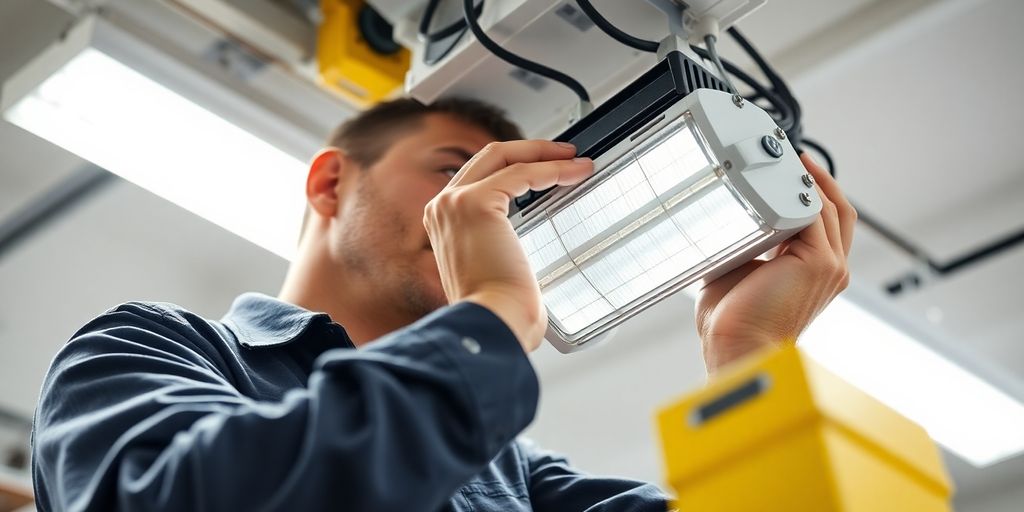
[{"x1": 959, "y1": 484, "x2": 1024, "y2": 512}]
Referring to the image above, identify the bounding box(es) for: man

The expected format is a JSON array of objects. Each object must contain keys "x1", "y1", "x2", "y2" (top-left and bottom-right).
[{"x1": 32, "y1": 97, "x2": 855, "y2": 511}]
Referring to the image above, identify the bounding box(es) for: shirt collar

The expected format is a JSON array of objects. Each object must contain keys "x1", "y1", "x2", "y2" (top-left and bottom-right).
[{"x1": 222, "y1": 292, "x2": 350, "y2": 349}]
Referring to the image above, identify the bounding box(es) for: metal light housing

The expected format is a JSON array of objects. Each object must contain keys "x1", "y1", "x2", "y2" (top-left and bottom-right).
[{"x1": 508, "y1": 51, "x2": 822, "y2": 353}]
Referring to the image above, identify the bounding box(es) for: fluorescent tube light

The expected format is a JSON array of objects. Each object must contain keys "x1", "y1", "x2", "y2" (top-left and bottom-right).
[
  {"x1": 2, "y1": 18, "x2": 308, "y2": 259},
  {"x1": 801, "y1": 295, "x2": 1024, "y2": 467}
]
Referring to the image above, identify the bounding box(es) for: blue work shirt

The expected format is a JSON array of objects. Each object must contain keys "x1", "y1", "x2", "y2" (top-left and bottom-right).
[{"x1": 32, "y1": 293, "x2": 668, "y2": 511}]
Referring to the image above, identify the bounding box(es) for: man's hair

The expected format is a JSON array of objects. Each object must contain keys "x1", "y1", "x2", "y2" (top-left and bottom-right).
[
  {"x1": 325, "y1": 96, "x2": 523, "y2": 168},
  {"x1": 299, "y1": 97, "x2": 523, "y2": 241}
]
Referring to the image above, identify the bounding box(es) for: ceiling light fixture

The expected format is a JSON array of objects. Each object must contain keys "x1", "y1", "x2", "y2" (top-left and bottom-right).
[
  {"x1": 801, "y1": 293, "x2": 1024, "y2": 467},
  {"x1": 509, "y1": 51, "x2": 821, "y2": 352},
  {"x1": 1, "y1": 16, "x2": 309, "y2": 259}
]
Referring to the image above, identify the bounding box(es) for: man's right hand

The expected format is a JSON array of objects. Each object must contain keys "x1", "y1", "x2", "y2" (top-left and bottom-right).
[{"x1": 423, "y1": 140, "x2": 593, "y2": 352}]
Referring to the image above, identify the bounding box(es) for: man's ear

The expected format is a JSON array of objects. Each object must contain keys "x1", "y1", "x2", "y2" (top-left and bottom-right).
[{"x1": 306, "y1": 147, "x2": 350, "y2": 219}]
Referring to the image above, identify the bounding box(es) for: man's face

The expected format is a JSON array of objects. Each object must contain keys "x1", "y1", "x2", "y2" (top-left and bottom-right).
[{"x1": 327, "y1": 114, "x2": 496, "y2": 319}]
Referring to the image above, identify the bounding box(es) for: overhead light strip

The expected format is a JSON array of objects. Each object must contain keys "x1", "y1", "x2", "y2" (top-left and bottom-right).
[
  {"x1": 800, "y1": 294, "x2": 1024, "y2": 467},
  {"x1": 4, "y1": 40, "x2": 307, "y2": 260}
]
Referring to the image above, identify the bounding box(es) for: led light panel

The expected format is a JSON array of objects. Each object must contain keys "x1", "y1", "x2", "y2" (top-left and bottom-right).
[
  {"x1": 519, "y1": 113, "x2": 772, "y2": 343},
  {"x1": 512, "y1": 84, "x2": 822, "y2": 352}
]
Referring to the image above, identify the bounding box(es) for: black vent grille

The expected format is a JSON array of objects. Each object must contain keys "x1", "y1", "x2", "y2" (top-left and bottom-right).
[
  {"x1": 681, "y1": 58, "x2": 729, "y2": 94},
  {"x1": 511, "y1": 51, "x2": 729, "y2": 214}
]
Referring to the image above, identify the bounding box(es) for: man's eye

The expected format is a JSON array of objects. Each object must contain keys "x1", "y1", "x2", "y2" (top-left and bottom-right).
[{"x1": 440, "y1": 168, "x2": 459, "y2": 179}]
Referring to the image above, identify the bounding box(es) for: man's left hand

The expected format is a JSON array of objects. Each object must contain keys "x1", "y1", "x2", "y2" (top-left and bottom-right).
[{"x1": 695, "y1": 153, "x2": 857, "y2": 374}]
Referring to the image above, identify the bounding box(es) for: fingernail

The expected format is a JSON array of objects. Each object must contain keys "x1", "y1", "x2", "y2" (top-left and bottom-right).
[
  {"x1": 555, "y1": 141, "x2": 575, "y2": 149},
  {"x1": 573, "y1": 157, "x2": 591, "y2": 164}
]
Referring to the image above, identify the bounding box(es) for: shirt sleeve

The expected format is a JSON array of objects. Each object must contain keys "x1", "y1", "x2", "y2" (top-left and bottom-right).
[
  {"x1": 519, "y1": 439, "x2": 671, "y2": 512},
  {"x1": 32, "y1": 301, "x2": 538, "y2": 512}
]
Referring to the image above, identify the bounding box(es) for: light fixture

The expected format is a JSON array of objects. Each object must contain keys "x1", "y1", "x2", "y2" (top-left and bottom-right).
[
  {"x1": 801, "y1": 292, "x2": 1024, "y2": 467},
  {"x1": 509, "y1": 51, "x2": 821, "y2": 352},
  {"x1": 1, "y1": 15, "x2": 309, "y2": 259}
]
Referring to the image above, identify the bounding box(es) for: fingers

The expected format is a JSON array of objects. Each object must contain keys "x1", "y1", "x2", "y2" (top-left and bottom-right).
[
  {"x1": 452, "y1": 140, "x2": 579, "y2": 187},
  {"x1": 423, "y1": 139, "x2": 587, "y2": 352},
  {"x1": 812, "y1": 179, "x2": 844, "y2": 260},
  {"x1": 801, "y1": 153, "x2": 857, "y2": 256},
  {"x1": 476, "y1": 157, "x2": 594, "y2": 202},
  {"x1": 792, "y1": 214, "x2": 831, "y2": 261},
  {"x1": 795, "y1": 153, "x2": 852, "y2": 294}
]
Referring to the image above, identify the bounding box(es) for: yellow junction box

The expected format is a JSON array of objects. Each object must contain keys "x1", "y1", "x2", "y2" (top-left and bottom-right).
[
  {"x1": 318, "y1": 0, "x2": 410, "y2": 107},
  {"x1": 657, "y1": 345, "x2": 953, "y2": 511}
]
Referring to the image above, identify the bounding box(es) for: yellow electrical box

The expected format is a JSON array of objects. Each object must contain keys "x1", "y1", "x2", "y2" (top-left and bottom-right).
[
  {"x1": 657, "y1": 345, "x2": 953, "y2": 511},
  {"x1": 318, "y1": 0, "x2": 410, "y2": 107}
]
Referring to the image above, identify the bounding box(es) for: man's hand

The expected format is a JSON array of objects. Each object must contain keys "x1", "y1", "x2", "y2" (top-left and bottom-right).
[
  {"x1": 696, "y1": 153, "x2": 857, "y2": 374},
  {"x1": 423, "y1": 141, "x2": 593, "y2": 353}
]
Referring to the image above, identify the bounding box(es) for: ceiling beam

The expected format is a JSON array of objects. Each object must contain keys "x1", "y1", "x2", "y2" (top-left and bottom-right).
[
  {"x1": 773, "y1": 0, "x2": 988, "y2": 88},
  {"x1": 0, "y1": 165, "x2": 115, "y2": 261},
  {"x1": 161, "y1": 0, "x2": 316, "y2": 65}
]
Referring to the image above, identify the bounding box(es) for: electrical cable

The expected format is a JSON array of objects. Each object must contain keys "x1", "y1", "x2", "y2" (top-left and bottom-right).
[
  {"x1": 700, "y1": 47, "x2": 796, "y2": 132},
  {"x1": 462, "y1": 0, "x2": 591, "y2": 103},
  {"x1": 800, "y1": 137, "x2": 835, "y2": 178},
  {"x1": 419, "y1": 0, "x2": 483, "y2": 42},
  {"x1": 703, "y1": 34, "x2": 737, "y2": 94},
  {"x1": 573, "y1": 0, "x2": 821, "y2": 160},
  {"x1": 572, "y1": 0, "x2": 795, "y2": 132},
  {"x1": 719, "y1": 27, "x2": 808, "y2": 147},
  {"x1": 727, "y1": 28, "x2": 798, "y2": 107},
  {"x1": 692, "y1": 44, "x2": 795, "y2": 133},
  {"x1": 726, "y1": 27, "x2": 802, "y2": 130},
  {"x1": 419, "y1": 0, "x2": 483, "y2": 64},
  {"x1": 575, "y1": 0, "x2": 659, "y2": 53}
]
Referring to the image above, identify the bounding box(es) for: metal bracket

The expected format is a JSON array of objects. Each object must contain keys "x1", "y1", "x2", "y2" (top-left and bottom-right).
[
  {"x1": 645, "y1": 0, "x2": 689, "y2": 41},
  {"x1": 645, "y1": 0, "x2": 704, "y2": 63},
  {"x1": 0, "y1": 165, "x2": 114, "y2": 261}
]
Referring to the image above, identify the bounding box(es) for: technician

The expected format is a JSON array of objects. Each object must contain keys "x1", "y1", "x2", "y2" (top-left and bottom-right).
[{"x1": 32, "y1": 97, "x2": 856, "y2": 511}]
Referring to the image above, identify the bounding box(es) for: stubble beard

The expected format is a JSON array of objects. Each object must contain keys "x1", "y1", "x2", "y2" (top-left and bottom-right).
[{"x1": 339, "y1": 177, "x2": 448, "y2": 322}]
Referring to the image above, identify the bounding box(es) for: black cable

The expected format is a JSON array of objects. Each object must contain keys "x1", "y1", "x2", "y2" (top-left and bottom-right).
[
  {"x1": 419, "y1": 0, "x2": 482, "y2": 42},
  {"x1": 575, "y1": 0, "x2": 659, "y2": 53},
  {"x1": 800, "y1": 137, "x2": 835, "y2": 178},
  {"x1": 703, "y1": 34, "x2": 737, "y2": 94},
  {"x1": 691, "y1": 44, "x2": 796, "y2": 132},
  {"x1": 727, "y1": 27, "x2": 802, "y2": 126},
  {"x1": 571, "y1": 0, "x2": 796, "y2": 132},
  {"x1": 463, "y1": 0, "x2": 591, "y2": 103},
  {"x1": 725, "y1": 29, "x2": 805, "y2": 146},
  {"x1": 571, "y1": 0, "x2": 810, "y2": 152}
]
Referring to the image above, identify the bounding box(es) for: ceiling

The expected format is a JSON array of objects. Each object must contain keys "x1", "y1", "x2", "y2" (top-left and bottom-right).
[{"x1": 1, "y1": 0, "x2": 1023, "y2": 510}]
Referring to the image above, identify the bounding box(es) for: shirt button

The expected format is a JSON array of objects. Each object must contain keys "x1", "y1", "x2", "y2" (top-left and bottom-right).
[{"x1": 461, "y1": 336, "x2": 481, "y2": 354}]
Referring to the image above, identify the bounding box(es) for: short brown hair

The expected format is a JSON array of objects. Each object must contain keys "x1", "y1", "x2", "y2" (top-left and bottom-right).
[
  {"x1": 299, "y1": 97, "x2": 522, "y2": 242},
  {"x1": 326, "y1": 96, "x2": 523, "y2": 167}
]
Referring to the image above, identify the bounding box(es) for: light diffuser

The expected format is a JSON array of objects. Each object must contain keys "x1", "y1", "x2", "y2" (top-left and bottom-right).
[
  {"x1": 521, "y1": 115, "x2": 769, "y2": 337},
  {"x1": 802, "y1": 295, "x2": 1024, "y2": 467},
  {"x1": 1, "y1": 17, "x2": 308, "y2": 259},
  {"x1": 512, "y1": 88, "x2": 821, "y2": 352}
]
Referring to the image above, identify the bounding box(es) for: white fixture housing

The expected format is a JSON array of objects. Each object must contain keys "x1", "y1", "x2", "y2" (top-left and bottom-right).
[{"x1": 370, "y1": 0, "x2": 767, "y2": 138}]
